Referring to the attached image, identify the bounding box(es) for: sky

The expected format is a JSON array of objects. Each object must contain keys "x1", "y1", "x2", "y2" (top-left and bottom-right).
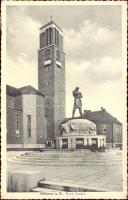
[{"x1": 6, "y1": 5, "x2": 125, "y2": 121}]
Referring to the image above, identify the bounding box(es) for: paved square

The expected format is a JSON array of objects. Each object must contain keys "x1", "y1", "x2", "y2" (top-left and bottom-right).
[{"x1": 7, "y1": 150, "x2": 123, "y2": 192}]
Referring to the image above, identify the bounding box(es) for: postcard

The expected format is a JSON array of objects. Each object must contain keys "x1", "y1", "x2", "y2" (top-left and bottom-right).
[{"x1": 1, "y1": 1, "x2": 127, "y2": 199}]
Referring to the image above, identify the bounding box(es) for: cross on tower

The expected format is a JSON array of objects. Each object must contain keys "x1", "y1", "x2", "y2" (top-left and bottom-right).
[{"x1": 51, "y1": 15, "x2": 53, "y2": 21}]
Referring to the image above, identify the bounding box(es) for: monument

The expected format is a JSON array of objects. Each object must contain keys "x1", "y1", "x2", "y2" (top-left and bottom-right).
[
  {"x1": 47, "y1": 88, "x2": 106, "y2": 150},
  {"x1": 37, "y1": 19, "x2": 107, "y2": 150},
  {"x1": 72, "y1": 87, "x2": 83, "y2": 118},
  {"x1": 53, "y1": 117, "x2": 106, "y2": 150}
]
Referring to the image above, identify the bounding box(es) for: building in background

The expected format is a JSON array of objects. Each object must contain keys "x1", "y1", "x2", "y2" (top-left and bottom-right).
[
  {"x1": 84, "y1": 107, "x2": 122, "y2": 148},
  {"x1": 7, "y1": 85, "x2": 46, "y2": 149}
]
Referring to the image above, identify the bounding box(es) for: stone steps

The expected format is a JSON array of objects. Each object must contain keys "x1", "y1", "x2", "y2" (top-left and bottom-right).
[
  {"x1": 14, "y1": 157, "x2": 121, "y2": 163},
  {"x1": 31, "y1": 187, "x2": 62, "y2": 192},
  {"x1": 19, "y1": 151, "x2": 122, "y2": 158},
  {"x1": 20, "y1": 153, "x2": 122, "y2": 157},
  {"x1": 8, "y1": 159, "x2": 121, "y2": 167},
  {"x1": 31, "y1": 180, "x2": 105, "y2": 192},
  {"x1": 8, "y1": 151, "x2": 122, "y2": 166},
  {"x1": 22, "y1": 152, "x2": 122, "y2": 158},
  {"x1": 17, "y1": 155, "x2": 122, "y2": 161}
]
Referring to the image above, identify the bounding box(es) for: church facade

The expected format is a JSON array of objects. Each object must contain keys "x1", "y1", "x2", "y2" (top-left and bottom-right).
[
  {"x1": 7, "y1": 85, "x2": 47, "y2": 149},
  {"x1": 7, "y1": 20, "x2": 66, "y2": 149}
]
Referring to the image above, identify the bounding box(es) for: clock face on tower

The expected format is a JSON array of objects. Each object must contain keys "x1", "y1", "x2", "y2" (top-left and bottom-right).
[
  {"x1": 56, "y1": 50, "x2": 61, "y2": 60},
  {"x1": 45, "y1": 49, "x2": 51, "y2": 59}
]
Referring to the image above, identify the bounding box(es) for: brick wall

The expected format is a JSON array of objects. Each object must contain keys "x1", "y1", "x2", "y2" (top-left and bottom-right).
[
  {"x1": 94, "y1": 122, "x2": 122, "y2": 145},
  {"x1": 96, "y1": 122, "x2": 113, "y2": 143},
  {"x1": 7, "y1": 95, "x2": 23, "y2": 144},
  {"x1": 22, "y1": 94, "x2": 37, "y2": 144},
  {"x1": 38, "y1": 47, "x2": 55, "y2": 139},
  {"x1": 113, "y1": 123, "x2": 122, "y2": 144},
  {"x1": 7, "y1": 110, "x2": 23, "y2": 144},
  {"x1": 14, "y1": 95, "x2": 22, "y2": 110},
  {"x1": 36, "y1": 95, "x2": 47, "y2": 144},
  {"x1": 38, "y1": 45, "x2": 65, "y2": 139},
  {"x1": 53, "y1": 45, "x2": 65, "y2": 136},
  {"x1": 7, "y1": 95, "x2": 15, "y2": 109}
]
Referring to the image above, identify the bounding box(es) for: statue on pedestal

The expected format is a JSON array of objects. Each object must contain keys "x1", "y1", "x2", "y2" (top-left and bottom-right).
[{"x1": 72, "y1": 87, "x2": 83, "y2": 118}]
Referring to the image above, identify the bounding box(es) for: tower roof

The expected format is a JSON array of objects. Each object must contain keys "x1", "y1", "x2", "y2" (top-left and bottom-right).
[{"x1": 40, "y1": 20, "x2": 63, "y2": 33}]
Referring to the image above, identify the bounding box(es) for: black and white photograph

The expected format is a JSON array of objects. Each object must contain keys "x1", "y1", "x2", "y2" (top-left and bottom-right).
[{"x1": 1, "y1": 1, "x2": 127, "y2": 199}]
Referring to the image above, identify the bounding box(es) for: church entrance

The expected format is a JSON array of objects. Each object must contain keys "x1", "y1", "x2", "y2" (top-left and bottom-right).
[{"x1": 76, "y1": 138, "x2": 84, "y2": 149}]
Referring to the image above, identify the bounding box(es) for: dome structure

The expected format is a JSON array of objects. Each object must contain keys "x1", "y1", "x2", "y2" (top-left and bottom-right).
[
  {"x1": 60, "y1": 118, "x2": 97, "y2": 135},
  {"x1": 50, "y1": 117, "x2": 106, "y2": 149}
]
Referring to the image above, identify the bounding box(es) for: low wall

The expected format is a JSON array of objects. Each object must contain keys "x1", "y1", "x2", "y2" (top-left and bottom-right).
[
  {"x1": 7, "y1": 144, "x2": 46, "y2": 151},
  {"x1": 8, "y1": 170, "x2": 45, "y2": 192}
]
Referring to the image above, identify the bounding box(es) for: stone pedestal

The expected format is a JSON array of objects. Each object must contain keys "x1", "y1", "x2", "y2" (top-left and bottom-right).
[
  {"x1": 89, "y1": 138, "x2": 92, "y2": 145},
  {"x1": 72, "y1": 138, "x2": 76, "y2": 149},
  {"x1": 8, "y1": 170, "x2": 44, "y2": 192},
  {"x1": 84, "y1": 138, "x2": 87, "y2": 146},
  {"x1": 59, "y1": 139, "x2": 62, "y2": 149},
  {"x1": 68, "y1": 138, "x2": 71, "y2": 149},
  {"x1": 97, "y1": 138, "x2": 101, "y2": 148}
]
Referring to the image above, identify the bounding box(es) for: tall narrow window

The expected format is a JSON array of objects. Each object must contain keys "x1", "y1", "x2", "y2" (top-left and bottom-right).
[
  {"x1": 55, "y1": 28, "x2": 57, "y2": 45},
  {"x1": 55, "y1": 29, "x2": 59, "y2": 46},
  {"x1": 46, "y1": 29, "x2": 49, "y2": 46},
  {"x1": 49, "y1": 27, "x2": 52, "y2": 44},
  {"x1": 27, "y1": 115, "x2": 31, "y2": 138},
  {"x1": 16, "y1": 114, "x2": 20, "y2": 130},
  {"x1": 57, "y1": 30, "x2": 59, "y2": 47}
]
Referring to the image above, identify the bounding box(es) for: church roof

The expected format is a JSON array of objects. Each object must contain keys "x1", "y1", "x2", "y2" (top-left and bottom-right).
[
  {"x1": 19, "y1": 85, "x2": 45, "y2": 97},
  {"x1": 40, "y1": 20, "x2": 63, "y2": 32},
  {"x1": 84, "y1": 108, "x2": 122, "y2": 125},
  {"x1": 6, "y1": 85, "x2": 21, "y2": 96},
  {"x1": 7, "y1": 85, "x2": 45, "y2": 97}
]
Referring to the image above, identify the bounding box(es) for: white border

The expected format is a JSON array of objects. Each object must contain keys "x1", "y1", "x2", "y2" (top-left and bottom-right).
[
  {"x1": 2, "y1": 0, "x2": 127, "y2": 6},
  {"x1": 1, "y1": 1, "x2": 127, "y2": 199}
]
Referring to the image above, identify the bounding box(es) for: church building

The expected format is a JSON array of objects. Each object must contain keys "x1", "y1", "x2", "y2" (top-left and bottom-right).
[
  {"x1": 7, "y1": 85, "x2": 46, "y2": 149},
  {"x1": 7, "y1": 20, "x2": 65, "y2": 149}
]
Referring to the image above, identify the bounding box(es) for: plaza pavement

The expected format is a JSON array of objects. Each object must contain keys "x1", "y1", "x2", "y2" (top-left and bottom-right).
[{"x1": 7, "y1": 150, "x2": 123, "y2": 192}]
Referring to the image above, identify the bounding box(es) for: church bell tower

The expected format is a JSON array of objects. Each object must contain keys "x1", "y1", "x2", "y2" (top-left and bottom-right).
[{"x1": 38, "y1": 20, "x2": 65, "y2": 140}]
